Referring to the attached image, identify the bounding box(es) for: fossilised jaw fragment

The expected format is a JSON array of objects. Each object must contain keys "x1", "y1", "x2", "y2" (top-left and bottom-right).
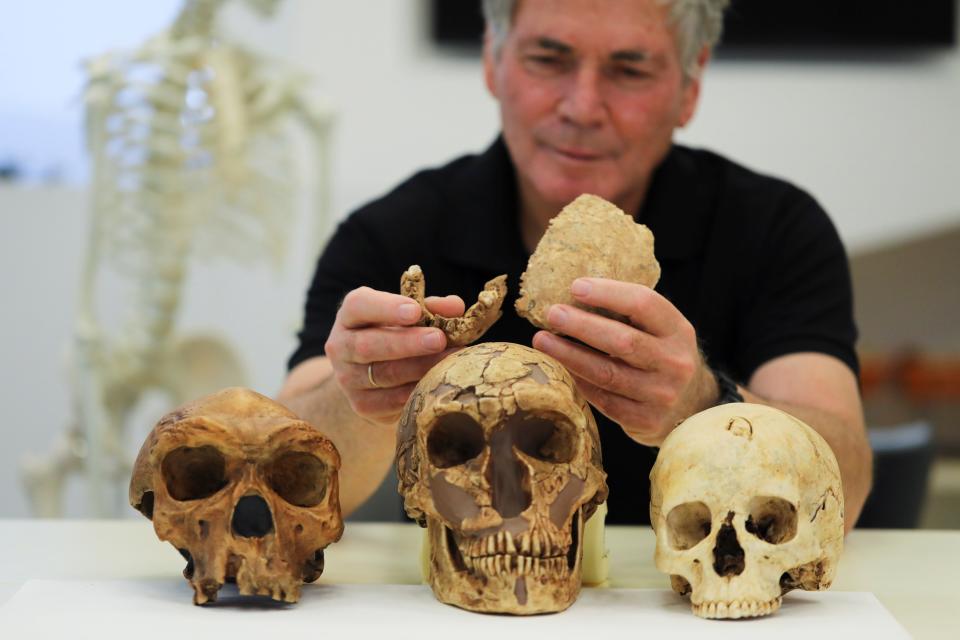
[
  {"x1": 401, "y1": 264, "x2": 507, "y2": 346},
  {"x1": 129, "y1": 387, "x2": 344, "y2": 605},
  {"x1": 515, "y1": 193, "x2": 660, "y2": 330},
  {"x1": 649, "y1": 403, "x2": 844, "y2": 620},
  {"x1": 396, "y1": 342, "x2": 608, "y2": 614}
]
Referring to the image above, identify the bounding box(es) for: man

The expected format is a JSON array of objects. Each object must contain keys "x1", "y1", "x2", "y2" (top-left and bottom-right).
[{"x1": 278, "y1": 0, "x2": 872, "y2": 530}]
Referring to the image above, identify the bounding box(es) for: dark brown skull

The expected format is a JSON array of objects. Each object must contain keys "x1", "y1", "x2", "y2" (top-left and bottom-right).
[{"x1": 129, "y1": 387, "x2": 343, "y2": 604}]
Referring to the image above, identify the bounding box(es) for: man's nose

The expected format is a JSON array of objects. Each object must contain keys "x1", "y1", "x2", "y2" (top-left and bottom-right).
[{"x1": 557, "y1": 65, "x2": 606, "y2": 127}]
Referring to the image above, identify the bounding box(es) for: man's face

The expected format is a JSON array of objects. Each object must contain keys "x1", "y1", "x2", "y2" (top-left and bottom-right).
[{"x1": 484, "y1": 0, "x2": 704, "y2": 214}]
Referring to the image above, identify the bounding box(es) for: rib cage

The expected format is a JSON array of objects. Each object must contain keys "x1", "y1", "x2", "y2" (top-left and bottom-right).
[{"x1": 21, "y1": 0, "x2": 330, "y2": 516}]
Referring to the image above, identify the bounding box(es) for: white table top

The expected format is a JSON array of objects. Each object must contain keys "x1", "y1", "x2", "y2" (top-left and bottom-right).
[{"x1": 1, "y1": 520, "x2": 957, "y2": 638}]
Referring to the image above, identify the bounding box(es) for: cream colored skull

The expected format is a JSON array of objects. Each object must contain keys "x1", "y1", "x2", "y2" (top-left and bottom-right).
[
  {"x1": 650, "y1": 403, "x2": 843, "y2": 619},
  {"x1": 129, "y1": 387, "x2": 344, "y2": 604},
  {"x1": 397, "y1": 343, "x2": 608, "y2": 614}
]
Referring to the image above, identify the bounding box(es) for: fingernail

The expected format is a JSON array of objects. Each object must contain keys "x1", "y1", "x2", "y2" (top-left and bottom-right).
[
  {"x1": 422, "y1": 331, "x2": 444, "y2": 351},
  {"x1": 571, "y1": 279, "x2": 591, "y2": 297},
  {"x1": 547, "y1": 305, "x2": 568, "y2": 327},
  {"x1": 533, "y1": 331, "x2": 556, "y2": 351},
  {"x1": 398, "y1": 303, "x2": 420, "y2": 322}
]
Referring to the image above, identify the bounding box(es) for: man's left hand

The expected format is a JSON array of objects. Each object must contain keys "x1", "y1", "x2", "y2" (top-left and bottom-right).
[{"x1": 531, "y1": 277, "x2": 717, "y2": 446}]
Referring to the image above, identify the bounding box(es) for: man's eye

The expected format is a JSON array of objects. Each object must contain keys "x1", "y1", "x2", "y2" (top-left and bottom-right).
[
  {"x1": 524, "y1": 55, "x2": 568, "y2": 72},
  {"x1": 615, "y1": 66, "x2": 650, "y2": 80}
]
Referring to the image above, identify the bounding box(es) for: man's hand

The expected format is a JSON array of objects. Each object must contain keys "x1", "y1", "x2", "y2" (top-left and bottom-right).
[
  {"x1": 531, "y1": 277, "x2": 716, "y2": 446},
  {"x1": 324, "y1": 287, "x2": 465, "y2": 425}
]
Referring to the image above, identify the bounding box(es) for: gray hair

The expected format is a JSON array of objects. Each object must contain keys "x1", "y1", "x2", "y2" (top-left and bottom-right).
[{"x1": 481, "y1": 0, "x2": 730, "y2": 80}]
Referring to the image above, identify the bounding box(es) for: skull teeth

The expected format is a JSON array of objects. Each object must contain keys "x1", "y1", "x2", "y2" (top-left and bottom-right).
[
  {"x1": 460, "y1": 529, "x2": 568, "y2": 577},
  {"x1": 460, "y1": 552, "x2": 568, "y2": 577},
  {"x1": 692, "y1": 597, "x2": 782, "y2": 619},
  {"x1": 466, "y1": 531, "x2": 560, "y2": 557},
  {"x1": 505, "y1": 531, "x2": 516, "y2": 553}
]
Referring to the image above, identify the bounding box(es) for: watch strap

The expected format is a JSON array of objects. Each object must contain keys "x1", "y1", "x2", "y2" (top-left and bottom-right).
[{"x1": 712, "y1": 368, "x2": 744, "y2": 405}]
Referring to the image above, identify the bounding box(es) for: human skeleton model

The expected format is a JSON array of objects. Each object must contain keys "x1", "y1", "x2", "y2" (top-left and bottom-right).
[{"x1": 21, "y1": 0, "x2": 333, "y2": 516}]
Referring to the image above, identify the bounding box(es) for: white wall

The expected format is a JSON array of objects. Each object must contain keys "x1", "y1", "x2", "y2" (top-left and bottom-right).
[
  {"x1": 2, "y1": 0, "x2": 960, "y2": 517},
  {"x1": 261, "y1": 1, "x2": 960, "y2": 253}
]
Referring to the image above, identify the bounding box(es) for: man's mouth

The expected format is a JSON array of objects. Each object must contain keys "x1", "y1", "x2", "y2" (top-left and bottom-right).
[{"x1": 551, "y1": 146, "x2": 604, "y2": 162}]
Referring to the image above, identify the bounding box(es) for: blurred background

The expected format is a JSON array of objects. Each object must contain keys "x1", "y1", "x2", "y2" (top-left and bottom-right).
[{"x1": 1, "y1": 0, "x2": 958, "y2": 526}]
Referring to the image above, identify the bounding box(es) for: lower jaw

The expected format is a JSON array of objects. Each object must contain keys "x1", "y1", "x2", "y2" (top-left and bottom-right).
[
  {"x1": 427, "y1": 520, "x2": 581, "y2": 614},
  {"x1": 434, "y1": 573, "x2": 580, "y2": 615}
]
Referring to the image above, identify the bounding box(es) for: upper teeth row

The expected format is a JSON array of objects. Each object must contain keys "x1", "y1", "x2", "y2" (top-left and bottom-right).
[
  {"x1": 463, "y1": 530, "x2": 562, "y2": 558},
  {"x1": 463, "y1": 554, "x2": 569, "y2": 577},
  {"x1": 692, "y1": 597, "x2": 782, "y2": 619}
]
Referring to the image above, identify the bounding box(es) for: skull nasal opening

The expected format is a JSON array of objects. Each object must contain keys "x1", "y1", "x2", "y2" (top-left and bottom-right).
[
  {"x1": 712, "y1": 513, "x2": 745, "y2": 577},
  {"x1": 231, "y1": 494, "x2": 274, "y2": 538},
  {"x1": 486, "y1": 413, "x2": 558, "y2": 518}
]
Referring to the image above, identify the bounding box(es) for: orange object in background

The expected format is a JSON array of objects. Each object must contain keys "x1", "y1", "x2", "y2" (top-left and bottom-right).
[{"x1": 860, "y1": 353, "x2": 960, "y2": 402}]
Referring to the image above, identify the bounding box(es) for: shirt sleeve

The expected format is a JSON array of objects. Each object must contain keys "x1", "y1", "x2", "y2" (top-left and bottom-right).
[
  {"x1": 735, "y1": 189, "x2": 860, "y2": 381},
  {"x1": 286, "y1": 215, "x2": 395, "y2": 371}
]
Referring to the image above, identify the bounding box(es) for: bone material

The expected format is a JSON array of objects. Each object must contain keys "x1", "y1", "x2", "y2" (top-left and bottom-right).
[
  {"x1": 397, "y1": 343, "x2": 608, "y2": 614},
  {"x1": 401, "y1": 265, "x2": 507, "y2": 346},
  {"x1": 649, "y1": 403, "x2": 844, "y2": 619},
  {"x1": 516, "y1": 193, "x2": 660, "y2": 330},
  {"x1": 20, "y1": 0, "x2": 335, "y2": 518},
  {"x1": 129, "y1": 387, "x2": 344, "y2": 604},
  {"x1": 419, "y1": 500, "x2": 609, "y2": 587}
]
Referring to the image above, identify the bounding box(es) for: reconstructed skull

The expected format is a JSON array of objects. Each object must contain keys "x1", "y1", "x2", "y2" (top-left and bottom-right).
[
  {"x1": 650, "y1": 403, "x2": 844, "y2": 619},
  {"x1": 129, "y1": 387, "x2": 344, "y2": 604},
  {"x1": 397, "y1": 343, "x2": 608, "y2": 614}
]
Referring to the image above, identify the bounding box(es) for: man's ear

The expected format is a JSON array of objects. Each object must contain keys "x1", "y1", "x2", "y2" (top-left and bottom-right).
[
  {"x1": 482, "y1": 27, "x2": 498, "y2": 98},
  {"x1": 678, "y1": 46, "x2": 711, "y2": 127}
]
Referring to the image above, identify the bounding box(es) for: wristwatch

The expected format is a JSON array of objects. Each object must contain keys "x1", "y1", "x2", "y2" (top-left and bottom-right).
[{"x1": 712, "y1": 368, "x2": 744, "y2": 405}]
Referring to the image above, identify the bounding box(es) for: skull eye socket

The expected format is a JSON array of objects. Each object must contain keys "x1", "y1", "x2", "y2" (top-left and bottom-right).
[
  {"x1": 666, "y1": 501, "x2": 712, "y2": 550},
  {"x1": 745, "y1": 496, "x2": 798, "y2": 544},
  {"x1": 427, "y1": 413, "x2": 484, "y2": 468},
  {"x1": 162, "y1": 445, "x2": 228, "y2": 501},
  {"x1": 513, "y1": 415, "x2": 576, "y2": 463},
  {"x1": 265, "y1": 451, "x2": 329, "y2": 507}
]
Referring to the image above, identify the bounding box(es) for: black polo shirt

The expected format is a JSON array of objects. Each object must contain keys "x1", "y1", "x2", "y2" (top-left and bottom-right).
[{"x1": 290, "y1": 136, "x2": 858, "y2": 525}]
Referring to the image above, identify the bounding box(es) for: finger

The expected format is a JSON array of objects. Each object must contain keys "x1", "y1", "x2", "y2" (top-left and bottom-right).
[
  {"x1": 338, "y1": 287, "x2": 423, "y2": 330},
  {"x1": 572, "y1": 375, "x2": 660, "y2": 446},
  {"x1": 425, "y1": 295, "x2": 466, "y2": 318},
  {"x1": 569, "y1": 278, "x2": 681, "y2": 337},
  {"x1": 545, "y1": 304, "x2": 661, "y2": 370},
  {"x1": 341, "y1": 348, "x2": 460, "y2": 390},
  {"x1": 533, "y1": 331, "x2": 643, "y2": 399},
  {"x1": 335, "y1": 325, "x2": 447, "y2": 364},
  {"x1": 351, "y1": 383, "x2": 419, "y2": 421}
]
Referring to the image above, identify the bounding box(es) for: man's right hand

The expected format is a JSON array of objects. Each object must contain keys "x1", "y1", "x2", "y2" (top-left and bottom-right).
[{"x1": 324, "y1": 286, "x2": 465, "y2": 425}]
